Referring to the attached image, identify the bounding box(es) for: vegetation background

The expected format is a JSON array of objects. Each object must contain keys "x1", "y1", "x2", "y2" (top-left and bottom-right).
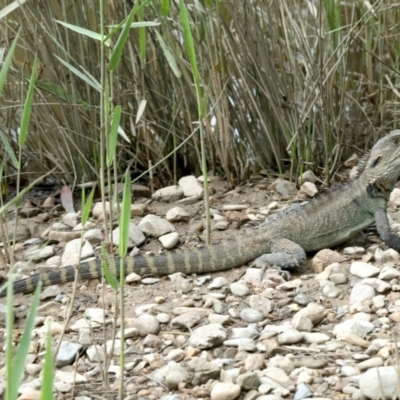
[
  {"x1": 0, "y1": 0, "x2": 400, "y2": 190},
  {"x1": 1, "y1": 1, "x2": 400, "y2": 398}
]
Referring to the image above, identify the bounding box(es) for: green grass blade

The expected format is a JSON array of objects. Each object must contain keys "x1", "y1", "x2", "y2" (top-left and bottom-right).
[
  {"x1": 19, "y1": 55, "x2": 37, "y2": 148},
  {"x1": 5, "y1": 278, "x2": 15, "y2": 400},
  {"x1": 101, "y1": 243, "x2": 119, "y2": 289},
  {"x1": 55, "y1": 20, "x2": 110, "y2": 46},
  {"x1": 179, "y1": 0, "x2": 201, "y2": 101},
  {"x1": 104, "y1": 0, "x2": 154, "y2": 42},
  {"x1": 0, "y1": 0, "x2": 28, "y2": 19},
  {"x1": 82, "y1": 186, "x2": 96, "y2": 225},
  {"x1": 161, "y1": 0, "x2": 169, "y2": 17},
  {"x1": 119, "y1": 168, "x2": 131, "y2": 258},
  {"x1": 155, "y1": 30, "x2": 181, "y2": 78},
  {"x1": 8, "y1": 281, "x2": 42, "y2": 400},
  {"x1": 35, "y1": 81, "x2": 90, "y2": 107},
  {"x1": 139, "y1": 6, "x2": 146, "y2": 68},
  {"x1": 0, "y1": 130, "x2": 18, "y2": 168},
  {"x1": 54, "y1": 55, "x2": 101, "y2": 91},
  {"x1": 0, "y1": 28, "x2": 20, "y2": 94},
  {"x1": 40, "y1": 328, "x2": 54, "y2": 400},
  {"x1": 107, "y1": 105, "x2": 121, "y2": 166},
  {"x1": 109, "y1": 7, "x2": 138, "y2": 71}
]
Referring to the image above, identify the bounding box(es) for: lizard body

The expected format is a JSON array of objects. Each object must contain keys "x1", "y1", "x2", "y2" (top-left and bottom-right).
[{"x1": 3, "y1": 130, "x2": 400, "y2": 296}]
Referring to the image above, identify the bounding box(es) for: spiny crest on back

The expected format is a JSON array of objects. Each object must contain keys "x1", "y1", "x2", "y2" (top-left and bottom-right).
[{"x1": 354, "y1": 150, "x2": 371, "y2": 178}]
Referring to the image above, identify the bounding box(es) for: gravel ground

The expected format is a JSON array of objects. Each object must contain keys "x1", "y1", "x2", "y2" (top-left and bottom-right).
[{"x1": 1, "y1": 171, "x2": 400, "y2": 400}]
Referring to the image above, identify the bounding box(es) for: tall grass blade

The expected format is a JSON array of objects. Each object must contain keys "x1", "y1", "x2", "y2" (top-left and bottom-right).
[
  {"x1": 6, "y1": 281, "x2": 42, "y2": 400},
  {"x1": 155, "y1": 31, "x2": 181, "y2": 78},
  {"x1": 139, "y1": 6, "x2": 146, "y2": 68},
  {"x1": 101, "y1": 244, "x2": 118, "y2": 289},
  {"x1": 179, "y1": 0, "x2": 201, "y2": 99},
  {"x1": 161, "y1": 0, "x2": 169, "y2": 17},
  {"x1": 40, "y1": 328, "x2": 54, "y2": 400},
  {"x1": 82, "y1": 186, "x2": 96, "y2": 225},
  {"x1": 119, "y1": 168, "x2": 131, "y2": 258},
  {"x1": 107, "y1": 105, "x2": 121, "y2": 166},
  {"x1": 0, "y1": 28, "x2": 20, "y2": 94},
  {"x1": 109, "y1": 6, "x2": 140, "y2": 71},
  {"x1": 0, "y1": 130, "x2": 18, "y2": 168},
  {"x1": 55, "y1": 20, "x2": 110, "y2": 46},
  {"x1": 19, "y1": 55, "x2": 38, "y2": 148},
  {"x1": 54, "y1": 55, "x2": 101, "y2": 91},
  {"x1": 0, "y1": 0, "x2": 28, "y2": 19}
]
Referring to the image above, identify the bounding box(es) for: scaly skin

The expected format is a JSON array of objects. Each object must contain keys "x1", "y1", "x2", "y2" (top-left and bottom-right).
[{"x1": 3, "y1": 130, "x2": 400, "y2": 296}]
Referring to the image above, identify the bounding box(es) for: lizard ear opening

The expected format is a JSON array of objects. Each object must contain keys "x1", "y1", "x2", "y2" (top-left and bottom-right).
[{"x1": 371, "y1": 157, "x2": 381, "y2": 168}]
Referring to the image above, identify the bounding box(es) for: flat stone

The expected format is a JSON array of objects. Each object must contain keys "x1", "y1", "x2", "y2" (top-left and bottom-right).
[
  {"x1": 350, "y1": 261, "x2": 380, "y2": 278},
  {"x1": 56, "y1": 341, "x2": 83, "y2": 367},
  {"x1": 152, "y1": 185, "x2": 184, "y2": 202},
  {"x1": 166, "y1": 207, "x2": 190, "y2": 222},
  {"x1": 189, "y1": 323, "x2": 226, "y2": 349}
]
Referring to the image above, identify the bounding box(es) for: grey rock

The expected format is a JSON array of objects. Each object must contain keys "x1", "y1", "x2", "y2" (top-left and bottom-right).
[
  {"x1": 293, "y1": 292, "x2": 310, "y2": 306},
  {"x1": 133, "y1": 314, "x2": 160, "y2": 336},
  {"x1": 86, "y1": 345, "x2": 105, "y2": 362},
  {"x1": 208, "y1": 276, "x2": 229, "y2": 289},
  {"x1": 236, "y1": 371, "x2": 261, "y2": 390},
  {"x1": 158, "y1": 232, "x2": 179, "y2": 249},
  {"x1": 333, "y1": 319, "x2": 374, "y2": 340},
  {"x1": 192, "y1": 369, "x2": 220, "y2": 386},
  {"x1": 294, "y1": 382, "x2": 313, "y2": 400},
  {"x1": 277, "y1": 329, "x2": 304, "y2": 345},
  {"x1": 274, "y1": 179, "x2": 297, "y2": 197},
  {"x1": 40, "y1": 285, "x2": 62, "y2": 300},
  {"x1": 230, "y1": 282, "x2": 250, "y2": 297},
  {"x1": 359, "y1": 366, "x2": 399, "y2": 399},
  {"x1": 139, "y1": 219, "x2": 175, "y2": 238},
  {"x1": 299, "y1": 182, "x2": 318, "y2": 197},
  {"x1": 83, "y1": 229, "x2": 103, "y2": 245},
  {"x1": 210, "y1": 382, "x2": 241, "y2": 400},
  {"x1": 189, "y1": 323, "x2": 226, "y2": 349},
  {"x1": 379, "y1": 265, "x2": 400, "y2": 280},
  {"x1": 248, "y1": 294, "x2": 272, "y2": 315},
  {"x1": 164, "y1": 361, "x2": 191, "y2": 389},
  {"x1": 111, "y1": 223, "x2": 146, "y2": 247},
  {"x1": 178, "y1": 176, "x2": 204, "y2": 198},
  {"x1": 350, "y1": 283, "x2": 376, "y2": 305},
  {"x1": 292, "y1": 302, "x2": 325, "y2": 327},
  {"x1": 61, "y1": 239, "x2": 94, "y2": 266},
  {"x1": 6, "y1": 219, "x2": 31, "y2": 242},
  {"x1": 240, "y1": 308, "x2": 264, "y2": 323},
  {"x1": 56, "y1": 341, "x2": 83, "y2": 367},
  {"x1": 152, "y1": 185, "x2": 184, "y2": 202},
  {"x1": 171, "y1": 312, "x2": 203, "y2": 330},
  {"x1": 166, "y1": 207, "x2": 190, "y2": 222},
  {"x1": 350, "y1": 261, "x2": 380, "y2": 278},
  {"x1": 230, "y1": 327, "x2": 259, "y2": 339}
]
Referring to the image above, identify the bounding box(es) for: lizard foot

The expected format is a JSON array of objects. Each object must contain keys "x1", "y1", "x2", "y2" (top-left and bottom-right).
[{"x1": 251, "y1": 256, "x2": 291, "y2": 280}]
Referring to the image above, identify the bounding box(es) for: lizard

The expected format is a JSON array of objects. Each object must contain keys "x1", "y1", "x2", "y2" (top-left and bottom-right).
[{"x1": 2, "y1": 129, "x2": 400, "y2": 297}]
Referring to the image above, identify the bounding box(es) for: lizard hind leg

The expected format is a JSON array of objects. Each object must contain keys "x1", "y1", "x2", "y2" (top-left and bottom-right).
[{"x1": 251, "y1": 237, "x2": 306, "y2": 279}]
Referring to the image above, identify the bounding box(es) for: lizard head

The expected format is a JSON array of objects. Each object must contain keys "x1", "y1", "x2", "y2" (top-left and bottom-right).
[{"x1": 364, "y1": 130, "x2": 400, "y2": 191}]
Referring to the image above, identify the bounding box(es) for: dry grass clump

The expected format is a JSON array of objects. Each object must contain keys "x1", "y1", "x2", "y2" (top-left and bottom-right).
[{"x1": 0, "y1": 0, "x2": 399, "y2": 185}]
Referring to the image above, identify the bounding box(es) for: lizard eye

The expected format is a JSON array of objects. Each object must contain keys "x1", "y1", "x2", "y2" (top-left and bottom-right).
[{"x1": 392, "y1": 137, "x2": 400, "y2": 145}]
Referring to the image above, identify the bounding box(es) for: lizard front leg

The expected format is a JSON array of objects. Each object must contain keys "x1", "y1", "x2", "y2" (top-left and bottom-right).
[
  {"x1": 374, "y1": 209, "x2": 400, "y2": 251},
  {"x1": 251, "y1": 237, "x2": 306, "y2": 279}
]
